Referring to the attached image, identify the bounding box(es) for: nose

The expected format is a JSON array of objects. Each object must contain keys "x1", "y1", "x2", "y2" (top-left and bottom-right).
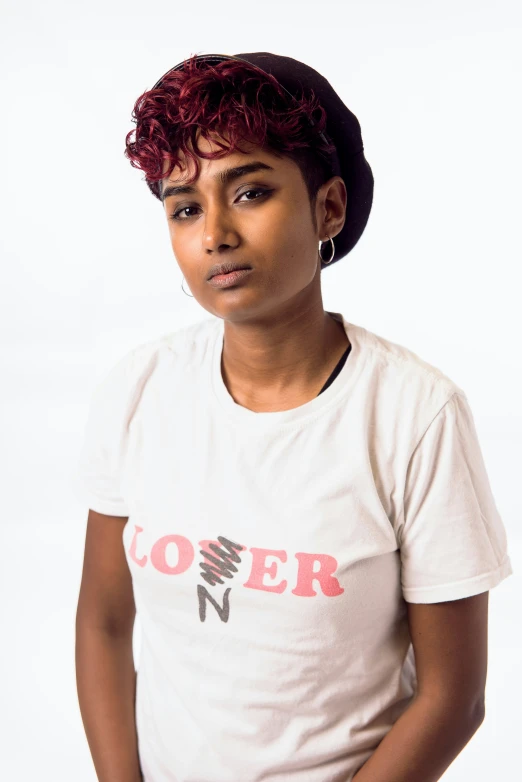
[{"x1": 202, "y1": 201, "x2": 240, "y2": 253}]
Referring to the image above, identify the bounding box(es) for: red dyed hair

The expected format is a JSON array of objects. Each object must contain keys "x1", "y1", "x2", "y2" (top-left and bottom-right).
[{"x1": 124, "y1": 55, "x2": 338, "y2": 216}]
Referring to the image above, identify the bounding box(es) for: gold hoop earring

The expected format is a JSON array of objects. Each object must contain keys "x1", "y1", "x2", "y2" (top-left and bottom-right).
[{"x1": 319, "y1": 235, "x2": 335, "y2": 265}]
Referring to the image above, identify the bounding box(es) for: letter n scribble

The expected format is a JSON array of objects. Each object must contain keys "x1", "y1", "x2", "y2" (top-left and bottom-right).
[{"x1": 197, "y1": 584, "x2": 232, "y2": 623}]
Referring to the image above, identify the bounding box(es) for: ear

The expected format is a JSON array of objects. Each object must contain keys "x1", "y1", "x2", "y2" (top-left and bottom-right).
[{"x1": 317, "y1": 176, "x2": 347, "y2": 241}]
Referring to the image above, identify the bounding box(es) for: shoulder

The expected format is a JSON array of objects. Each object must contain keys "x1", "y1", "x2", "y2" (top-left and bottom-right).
[
  {"x1": 100, "y1": 315, "x2": 218, "y2": 384},
  {"x1": 89, "y1": 315, "x2": 219, "y2": 421},
  {"x1": 348, "y1": 320, "x2": 468, "y2": 446},
  {"x1": 354, "y1": 320, "x2": 463, "y2": 393},
  {"x1": 358, "y1": 322, "x2": 460, "y2": 388}
]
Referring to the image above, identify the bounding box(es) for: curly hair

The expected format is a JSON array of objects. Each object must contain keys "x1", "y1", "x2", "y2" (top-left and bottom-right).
[{"x1": 124, "y1": 55, "x2": 339, "y2": 228}]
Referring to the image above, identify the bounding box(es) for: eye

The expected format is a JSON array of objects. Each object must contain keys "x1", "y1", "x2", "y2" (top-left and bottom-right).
[
  {"x1": 170, "y1": 205, "x2": 199, "y2": 221},
  {"x1": 169, "y1": 188, "x2": 271, "y2": 222}
]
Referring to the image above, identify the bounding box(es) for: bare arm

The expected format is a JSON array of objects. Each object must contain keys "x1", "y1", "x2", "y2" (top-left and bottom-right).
[
  {"x1": 350, "y1": 690, "x2": 483, "y2": 782},
  {"x1": 75, "y1": 509, "x2": 143, "y2": 782},
  {"x1": 351, "y1": 593, "x2": 488, "y2": 781}
]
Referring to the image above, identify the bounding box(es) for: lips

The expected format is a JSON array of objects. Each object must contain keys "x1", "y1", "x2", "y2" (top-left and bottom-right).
[
  {"x1": 208, "y1": 263, "x2": 251, "y2": 280},
  {"x1": 207, "y1": 268, "x2": 253, "y2": 288}
]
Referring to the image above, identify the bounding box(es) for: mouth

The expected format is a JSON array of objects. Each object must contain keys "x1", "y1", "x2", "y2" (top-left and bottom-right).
[
  {"x1": 207, "y1": 263, "x2": 252, "y2": 280},
  {"x1": 207, "y1": 267, "x2": 254, "y2": 288}
]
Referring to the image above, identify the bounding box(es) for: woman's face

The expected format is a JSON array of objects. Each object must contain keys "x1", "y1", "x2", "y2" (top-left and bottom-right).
[{"x1": 161, "y1": 132, "x2": 343, "y2": 324}]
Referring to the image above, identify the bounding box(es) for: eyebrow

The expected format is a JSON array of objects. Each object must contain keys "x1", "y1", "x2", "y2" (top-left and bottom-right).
[{"x1": 160, "y1": 161, "x2": 276, "y2": 202}]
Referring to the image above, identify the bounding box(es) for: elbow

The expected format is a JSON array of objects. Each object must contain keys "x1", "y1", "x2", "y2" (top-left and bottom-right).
[
  {"x1": 470, "y1": 695, "x2": 486, "y2": 727},
  {"x1": 453, "y1": 694, "x2": 486, "y2": 734},
  {"x1": 416, "y1": 690, "x2": 486, "y2": 733}
]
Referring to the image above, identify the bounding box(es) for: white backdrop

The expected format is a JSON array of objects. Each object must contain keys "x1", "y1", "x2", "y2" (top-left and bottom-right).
[{"x1": 1, "y1": 0, "x2": 520, "y2": 779}]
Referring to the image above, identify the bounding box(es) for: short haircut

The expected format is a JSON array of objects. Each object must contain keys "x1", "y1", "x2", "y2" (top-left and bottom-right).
[{"x1": 124, "y1": 55, "x2": 339, "y2": 230}]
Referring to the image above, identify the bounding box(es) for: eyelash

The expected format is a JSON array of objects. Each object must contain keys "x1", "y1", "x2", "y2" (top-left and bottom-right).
[{"x1": 169, "y1": 188, "x2": 271, "y2": 222}]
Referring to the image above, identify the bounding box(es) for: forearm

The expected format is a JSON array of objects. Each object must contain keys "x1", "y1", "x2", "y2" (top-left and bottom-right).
[
  {"x1": 351, "y1": 693, "x2": 484, "y2": 782},
  {"x1": 75, "y1": 621, "x2": 143, "y2": 782}
]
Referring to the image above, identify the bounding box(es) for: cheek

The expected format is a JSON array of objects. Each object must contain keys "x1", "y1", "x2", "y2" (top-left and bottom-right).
[
  {"x1": 264, "y1": 207, "x2": 316, "y2": 268},
  {"x1": 249, "y1": 200, "x2": 311, "y2": 256},
  {"x1": 168, "y1": 226, "x2": 193, "y2": 261}
]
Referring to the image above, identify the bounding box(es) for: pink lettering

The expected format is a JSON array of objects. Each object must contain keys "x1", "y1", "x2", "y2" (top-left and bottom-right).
[
  {"x1": 243, "y1": 548, "x2": 287, "y2": 593},
  {"x1": 127, "y1": 530, "x2": 344, "y2": 599},
  {"x1": 129, "y1": 525, "x2": 147, "y2": 568},
  {"x1": 293, "y1": 553, "x2": 344, "y2": 596},
  {"x1": 150, "y1": 534, "x2": 194, "y2": 575}
]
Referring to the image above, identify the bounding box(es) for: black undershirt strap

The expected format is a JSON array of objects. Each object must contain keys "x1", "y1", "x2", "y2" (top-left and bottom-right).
[{"x1": 317, "y1": 343, "x2": 352, "y2": 396}]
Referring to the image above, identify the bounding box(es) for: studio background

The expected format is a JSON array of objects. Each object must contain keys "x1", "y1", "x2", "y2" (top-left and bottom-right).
[{"x1": 0, "y1": 0, "x2": 520, "y2": 779}]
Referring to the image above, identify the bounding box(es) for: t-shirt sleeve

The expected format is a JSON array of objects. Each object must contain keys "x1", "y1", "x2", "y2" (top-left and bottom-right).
[
  {"x1": 74, "y1": 347, "x2": 146, "y2": 517},
  {"x1": 397, "y1": 391, "x2": 513, "y2": 603}
]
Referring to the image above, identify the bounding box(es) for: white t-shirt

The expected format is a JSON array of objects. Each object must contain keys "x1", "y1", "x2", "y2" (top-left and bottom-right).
[{"x1": 75, "y1": 312, "x2": 513, "y2": 782}]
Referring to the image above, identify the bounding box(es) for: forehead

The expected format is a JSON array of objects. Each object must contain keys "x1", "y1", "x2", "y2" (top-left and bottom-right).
[{"x1": 163, "y1": 131, "x2": 287, "y2": 185}]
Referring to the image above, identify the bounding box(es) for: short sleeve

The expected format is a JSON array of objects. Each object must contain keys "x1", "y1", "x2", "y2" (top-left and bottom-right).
[
  {"x1": 397, "y1": 391, "x2": 513, "y2": 603},
  {"x1": 74, "y1": 349, "x2": 142, "y2": 517}
]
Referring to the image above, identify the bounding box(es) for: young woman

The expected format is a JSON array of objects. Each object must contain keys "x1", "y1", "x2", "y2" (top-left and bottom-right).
[{"x1": 75, "y1": 53, "x2": 513, "y2": 782}]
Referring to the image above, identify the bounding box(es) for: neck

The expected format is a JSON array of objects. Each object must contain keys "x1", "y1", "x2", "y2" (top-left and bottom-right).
[{"x1": 219, "y1": 304, "x2": 350, "y2": 411}]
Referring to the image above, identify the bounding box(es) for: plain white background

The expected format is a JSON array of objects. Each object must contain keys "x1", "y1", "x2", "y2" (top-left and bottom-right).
[{"x1": 1, "y1": 0, "x2": 520, "y2": 779}]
